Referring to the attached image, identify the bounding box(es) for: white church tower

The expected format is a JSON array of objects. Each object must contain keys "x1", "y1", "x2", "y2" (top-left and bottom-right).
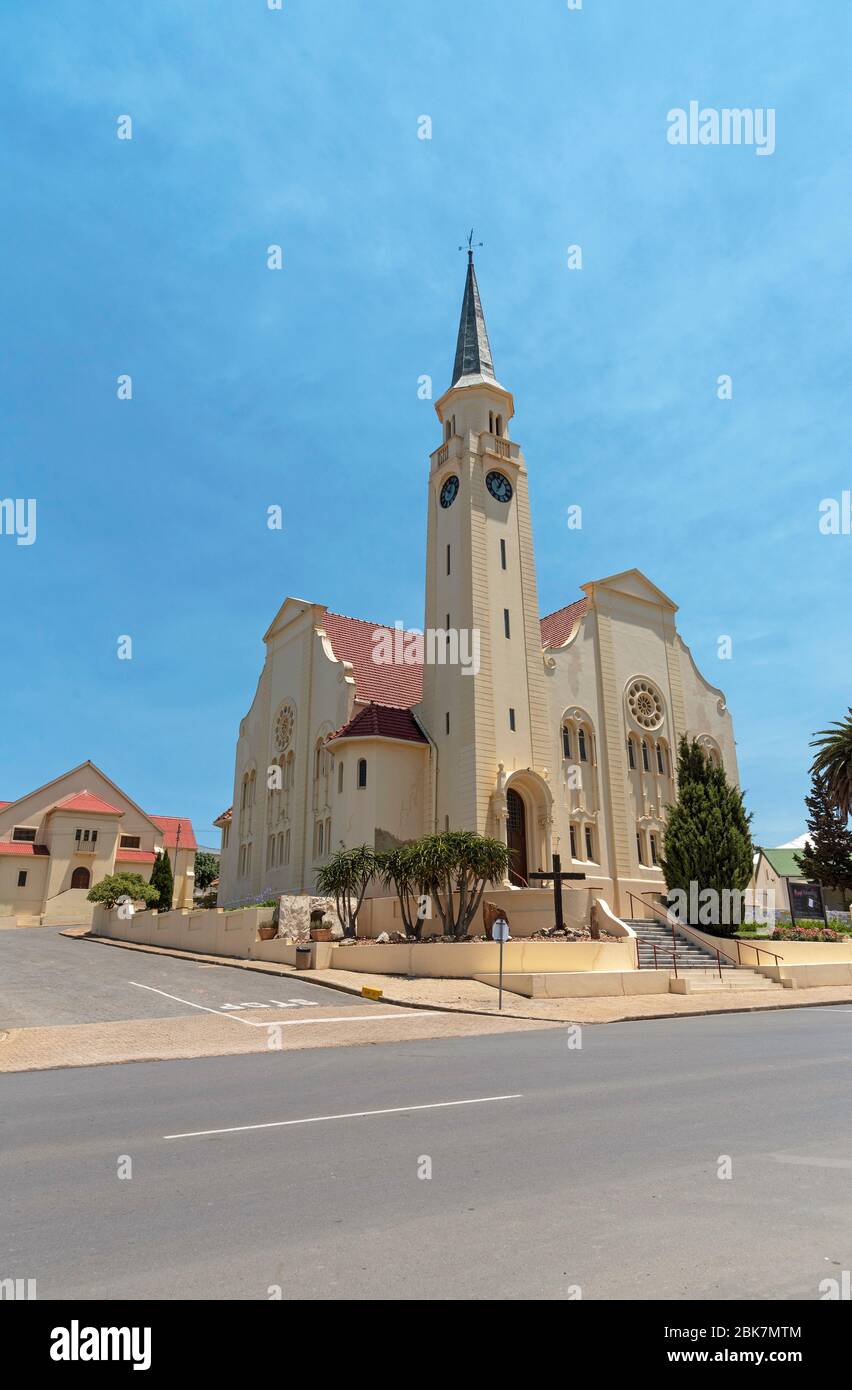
[{"x1": 417, "y1": 245, "x2": 553, "y2": 867}]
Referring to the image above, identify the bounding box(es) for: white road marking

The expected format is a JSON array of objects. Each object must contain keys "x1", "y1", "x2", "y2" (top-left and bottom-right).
[
  {"x1": 128, "y1": 982, "x2": 436, "y2": 1030},
  {"x1": 129, "y1": 981, "x2": 266, "y2": 1027},
  {"x1": 164, "y1": 1093, "x2": 523, "y2": 1141}
]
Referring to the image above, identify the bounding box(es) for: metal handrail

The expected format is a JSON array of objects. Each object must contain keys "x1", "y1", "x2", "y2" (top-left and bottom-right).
[
  {"x1": 627, "y1": 891, "x2": 723, "y2": 980},
  {"x1": 642, "y1": 940, "x2": 679, "y2": 979},
  {"x1": 630, "y1": 891, "x2": 783, "y2": 971}
]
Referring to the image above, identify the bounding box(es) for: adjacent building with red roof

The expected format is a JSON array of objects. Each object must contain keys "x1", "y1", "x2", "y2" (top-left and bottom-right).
[{"x1": 0, "y1": 761, "x2": 196, "y2": 927}]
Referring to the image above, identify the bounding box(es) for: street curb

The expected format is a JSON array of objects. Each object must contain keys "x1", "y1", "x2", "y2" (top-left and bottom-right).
[
  {"x1": 62, "y1": 929, "x2": 852, "y2": 1028},
  {"x1": 65, "y1": 930, "x2": 545, "y2": 1023}
]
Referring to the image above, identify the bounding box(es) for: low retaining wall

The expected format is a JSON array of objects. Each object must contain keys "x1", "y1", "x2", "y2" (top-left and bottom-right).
[
  {"x1": 326, "y1": 939, "x2": 634, "y2": 978},
  {"x1": 682, "y1": 925, "x2": 852, "y2": 969},
  {"x1": 91, "y1": 905, "x2": 635, "y2": 980},
  {"x1": 474, "y1": 969, "x2": 670, "y2": 999},
  {"x1": 355, "y1": 886, "x2": 597, "y2": 939}
]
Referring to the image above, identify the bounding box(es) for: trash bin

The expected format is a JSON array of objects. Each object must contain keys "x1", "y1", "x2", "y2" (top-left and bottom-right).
[{"x1": 295, "y1": 944, "x2": 312, "y2": 970}]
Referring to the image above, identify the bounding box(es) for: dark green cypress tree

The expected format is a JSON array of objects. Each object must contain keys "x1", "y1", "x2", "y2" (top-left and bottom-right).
[
  {"x1": 661, "y1": 736, "x2": 754, "y2": 934},
  {"x1": 795, "y1": 773, "x2": 852, "y2": 892},
  {"x1": 151, "y1": 850, "x2": 174, "y2": 911}
]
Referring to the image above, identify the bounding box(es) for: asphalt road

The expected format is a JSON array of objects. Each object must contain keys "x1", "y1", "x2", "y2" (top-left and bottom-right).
[
  {"x1": 0, "y1": 927, "x2": 367, "y2": 1028},
  {"x1": 3, "y1": 1006, "x2": 852, "y2": 1299}
]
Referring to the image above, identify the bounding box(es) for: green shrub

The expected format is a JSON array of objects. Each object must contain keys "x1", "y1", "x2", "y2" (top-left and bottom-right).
[{"x1": 87, "y1": 873, "x2": 159, "y2": 909}]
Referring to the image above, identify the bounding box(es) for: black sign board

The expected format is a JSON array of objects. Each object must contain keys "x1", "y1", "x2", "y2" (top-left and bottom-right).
[{"x1": 787, "y1": 878, "x2": 827, "y2": 927}]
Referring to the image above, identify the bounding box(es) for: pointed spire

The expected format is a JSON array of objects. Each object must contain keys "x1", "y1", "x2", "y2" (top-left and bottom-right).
[{"x1": 451, "y1": 244, "x2": 497, "y2": 388}]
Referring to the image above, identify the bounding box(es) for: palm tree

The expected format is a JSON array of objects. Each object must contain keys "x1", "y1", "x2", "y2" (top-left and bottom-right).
[
  {"x1": 810, "y1": 708, "x2": 852, "y2": 819},
  {"x1": 376, "y1": 845, "x2": 431, "y2": 939},
  {"x1": 406, "y1": 831, "x2": 509, "y2": 939},
  {"x1": 315, "y1": 845, "x2": 377, "y2": 938}
]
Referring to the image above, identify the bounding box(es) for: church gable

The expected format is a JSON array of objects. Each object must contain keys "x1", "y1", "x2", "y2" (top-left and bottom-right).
[{"x1": 583, "y1": 569, "x2": 678, "y2": 612}]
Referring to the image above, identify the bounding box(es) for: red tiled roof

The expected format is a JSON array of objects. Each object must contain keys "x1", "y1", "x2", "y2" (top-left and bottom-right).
[
  {"x1": 51, "y1": 791, "x2": 124, "y2": 816},
  {"x1": 0, "y1": 801, "x2": 10, "y2": 810},
  {"x1": 320, "y1": 610, "x2": 423, "y2": 709},
  {"x1": 214, "y1": 807, "x2": 232, "y2": 824},
  {"x1": 540, "y1": 598, "x2": 588, "y2": 649},
  {"x1": 150, "y1": 816, "x2": 197, "y2": 852},
  {"x1": 115, "y1": 849, "x2": 157, "y2": 864},
  {"x1": 329, "y1": 702, "x2": 428, "y2": 745},
  {"x1": 0, "y1": 841, "x2": 49, "y2": 856}
]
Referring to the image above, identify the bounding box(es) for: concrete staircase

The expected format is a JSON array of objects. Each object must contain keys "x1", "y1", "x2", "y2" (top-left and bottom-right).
[
  {"x1": 627, "y1": 918, "x2": 735, "y2": 971},
  {"x1": 626, "y1": 918, "x2": 785, "y2": 994}
]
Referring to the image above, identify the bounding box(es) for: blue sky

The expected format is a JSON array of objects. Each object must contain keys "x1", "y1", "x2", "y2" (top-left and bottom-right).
[{"x1": 1, "y1": 0, "x2": 849, "y2": 846}]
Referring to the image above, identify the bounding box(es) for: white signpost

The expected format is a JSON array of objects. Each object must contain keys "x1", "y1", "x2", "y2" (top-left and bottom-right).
[{"x1": 492, "y1": 918, "x2": 510, "y2": 1010}]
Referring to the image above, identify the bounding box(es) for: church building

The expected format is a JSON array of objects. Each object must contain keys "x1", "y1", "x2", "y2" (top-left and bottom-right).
[{"x1": 217, "y1": 253, "x2": 738, "y2": 918}]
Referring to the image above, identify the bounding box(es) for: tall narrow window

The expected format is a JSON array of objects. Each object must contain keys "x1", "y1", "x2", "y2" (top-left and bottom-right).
[
  {"x1": 649, "y1": 833, "x2": 659, "y2": 866},
  {"x1": 641, "y1": 740, "x2": 650, "y2": 772},
  {"x1": 17, "y1": 870, "x2": 27, "y2": 888},
  {"x1": 446, "y1": 544, "x2": 451, "y2": 575},
  {"x1": 285, "y1": 829, "x2": 290, "y2": 864},
  {"x1": 338, "y1": 761, "x2": 344, "y2": 793},
  {"x1": 357, "y1": 758, "x2": 367, "y2": 789},
  {"x1": 509, "y1": 708, "x2": 516, "y2": 731},
  {"x1": 445, "y1": 711, "x2": 450, "y2": 735},
  {"x1": 503, "y1": 608, "x2": 510, "y2": 638},
  {"x1": 585, "y1": 826, "x2": 594, "y2": 861},
  {"x1": 562, "y1": 726, "x2": 571, "y2": 759},
  {"x1": 636, "y1": 832, "x2": 645, "y2": 865},
  {"x1": 578, "y1": 728, "x2": 588, "y2": 762},
  {"x1": 569, "y1": 825, "x2": 577, "y2": 858},
  {"x1": 489, "y1": 410, "x2": 494, "y2": 432},
  {"x1": 500, "y1": 538, "x2": 506, "y2": 570},
  {"x1": 627, "y1": 737, "x2": 636, "y2": 770},
  {"x1": 656, "y1": 743, "x2": 666, "y2": 775}
]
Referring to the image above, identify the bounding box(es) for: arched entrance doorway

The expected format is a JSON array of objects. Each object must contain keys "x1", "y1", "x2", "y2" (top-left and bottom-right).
[
  {"x1": 506, "y1": 788, "x2": 528, "y2": 886},
  {"x1": 71, "y1": 866, "x2": 90, "y2": 889}
]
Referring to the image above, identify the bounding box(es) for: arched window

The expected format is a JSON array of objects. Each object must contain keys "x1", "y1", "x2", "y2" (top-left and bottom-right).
[
  {"x1": 489, "y1": 410, "x2": 494, "y2": 432},
  {"x1": 495, "y1": 415, "x2": 503, "y2": 437},
  {"x1": 656, "y1": 742, "x2": 667, "y2": 776},
  {"x1": 641, "y1": 740, "x2": 650, "y2": 772},
  {"x1": 578, "y1": 728, "x2": 588, "y2": 762},
  {"x1": 627, "y1": 736, "x2": 636, "y2": 770},
  {"x1": 562, "y1": 725, "x2": 571, "y2": 759},
  {"x1": 357, "y1": 758, "x2": 367, "y2": 789}
]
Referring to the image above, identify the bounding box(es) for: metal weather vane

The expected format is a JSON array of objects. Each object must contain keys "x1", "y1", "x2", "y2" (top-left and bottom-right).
[{"x1": 459, "y1": 229, "x2": 483, "y2": 259}]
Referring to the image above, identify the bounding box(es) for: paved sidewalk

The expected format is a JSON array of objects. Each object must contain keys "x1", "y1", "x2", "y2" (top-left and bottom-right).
[
  {"x1": 4, "y1": 930, "x2": 852, "y2": 1074},
  {"x1": 0, "y1": 1002, "x2": 553, "y2": 1072},
  {"x1": 68, "y1": 930, "x2": 852, "y2": 1024}
]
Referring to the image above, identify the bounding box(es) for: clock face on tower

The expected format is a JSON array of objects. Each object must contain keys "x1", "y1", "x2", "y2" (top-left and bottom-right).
[
  {"x1": 439, "y1": 475, "x2": 459, "y2": 509},
  {"x1": 486, "y1": 470, "x2": 513, "y2": 504}
]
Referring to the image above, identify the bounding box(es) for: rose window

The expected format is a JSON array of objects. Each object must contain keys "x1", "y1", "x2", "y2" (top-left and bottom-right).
[
  {"x1": 274, "y1": 702, "x2": 295, "y2": 752},
  {"x1": 627, "y1": 680, "x2": 664, "y2": 731}
]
